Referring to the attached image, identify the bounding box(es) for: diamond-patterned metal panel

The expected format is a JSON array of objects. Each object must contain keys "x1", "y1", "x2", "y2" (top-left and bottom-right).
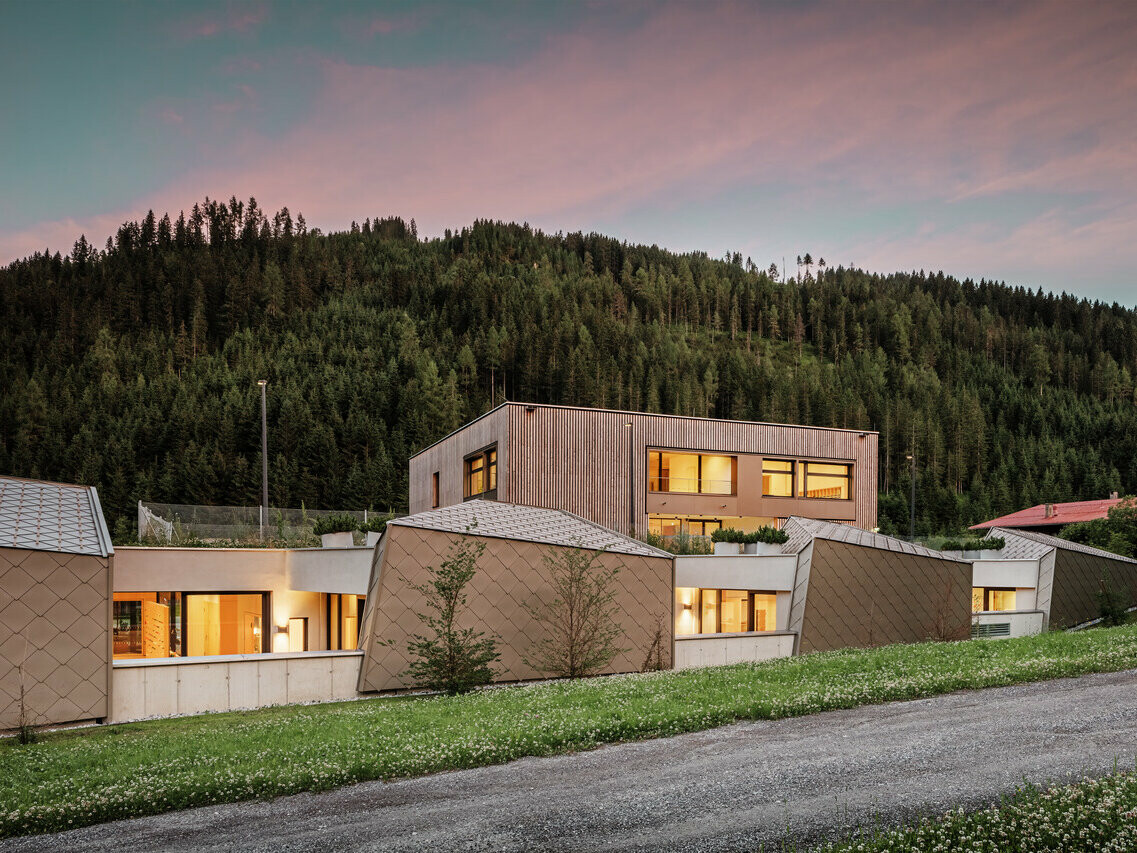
[
  {"x1": 1049, "y1": 549, "x2": 1137, "y2": 628},
  {"x1": 798, "y1": 539, "x2": 973, "y2": 654},
  {"x1": 359, "y1": 526, "x2": 673, "y2": 692},
  {"x1": 389, "y1": 499, "x2": 671, "y2": 559},
  {"x1": 0, "y1": 548, "x2": 110, "y2": 728},
  {"x1": 0, "y1": 477, "x2": 112, "y2": 557}
]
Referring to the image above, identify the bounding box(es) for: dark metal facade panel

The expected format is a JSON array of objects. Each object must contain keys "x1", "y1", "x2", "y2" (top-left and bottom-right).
[
  {"x1": 357, "y1": 525, "x2": 674, "y2": 692},
  {"x1": 1049, "y1": 549, "x2": 1137, "y2": 629},
  {"x1": 798, "y1": 540, "x2": 972, "y2": 654}
]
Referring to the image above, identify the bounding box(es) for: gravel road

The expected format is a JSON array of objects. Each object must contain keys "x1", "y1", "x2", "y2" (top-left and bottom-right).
[{"x1": 6, "y1": 668, "x2": 1137, "y2": 852}]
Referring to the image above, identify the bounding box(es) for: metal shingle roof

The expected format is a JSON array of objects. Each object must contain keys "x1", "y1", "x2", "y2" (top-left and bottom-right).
[
  {"x1": 782, "y1": 516, "x2": 969, "y2": 562},
  {"x1": 0, "y1": 476, "x2": 113, "y2": 557},
  {"x1": 988, "y1": 527, "x2": 1137, "y2": 564},
  {"x1": 389, "y1": 500, "x2": 672, "y2": 558}
]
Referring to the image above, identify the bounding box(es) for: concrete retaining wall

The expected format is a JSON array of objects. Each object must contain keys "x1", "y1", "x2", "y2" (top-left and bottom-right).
[
  {"x1": 674, "y1": 631, "x2": 795, "y2": 669},
  {"x1": 111, "y1": 650, "x2": 363, "y2": 721}
]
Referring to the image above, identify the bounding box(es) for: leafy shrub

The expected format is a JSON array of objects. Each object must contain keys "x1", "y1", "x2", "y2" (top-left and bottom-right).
[
  {"x1": 360, "y1": 514, "x2": 392, "y2": 534},
  {"x1": 752, "y1": 525, "x2": 789, "y2": 545},
  {"x1": 1098, "y1": 574, "x2": 1130, "y2": 627},
  {"x1": 523, "y1": 546, "x2": 626, "y2": 678},
  {"x1": 312, "y1": 514, "x2": 359, "y2": 536},
  {"x1": 403, "y1": 532, "x2": 499, "y2": 695},
  {"x1": 939, "y1": 538, "x2": 964, "y2": 551},
  {"x1": 642, "y1": 531, "x2": 712, "y2": 555},
  {"x1": 940, "y1": 535, "x2": 1003, "y2": 552},
  {"x1": 711, "y1": 526, "x2": 788, "y2": 545}
]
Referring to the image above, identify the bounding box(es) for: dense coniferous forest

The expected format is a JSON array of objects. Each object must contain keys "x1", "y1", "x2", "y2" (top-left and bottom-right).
[{"x1": 2, "y1": 197, "x2": 1136, "y2": 539}]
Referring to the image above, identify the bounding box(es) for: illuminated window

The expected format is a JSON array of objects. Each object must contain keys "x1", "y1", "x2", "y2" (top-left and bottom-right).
[
  {"x1": 328, "y1": 594, "x2": 367, "y2": 650},
  {"x1": 463, "y1": 445, "x2": 497, "y2": 499},
  {"x1": 648, "y1": 516, "x2": 723, "y2": 537},
  {"x1": 648, "y1": 451, "x2": 736, "y2": 495},
  {"x1": 762, "y1": 459, "x2": 795, "y2": 497},
  {"x1": 113, "y1": 592, "x2": 268, "y2": 659},
  {"x1": 973, "y1": 587, "x2": 1016, "y2": 612},
  {"x1": 803, "y1": 462, "x2": 851, "y2": 500},
  {"x1": 674, "y1": 588, "x2": 778, "y2": 635}
]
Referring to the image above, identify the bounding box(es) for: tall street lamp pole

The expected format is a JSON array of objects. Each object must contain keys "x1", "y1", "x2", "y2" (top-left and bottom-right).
[
  {"x1": 625, "y1": 422, "x2": 635, "y2": 535},
  {"x1": 258, "y1": 379, "x2": 269, "y2": 540},
  {"x1": 906, "y1": 453, "x2": 916, "y2": 541}
]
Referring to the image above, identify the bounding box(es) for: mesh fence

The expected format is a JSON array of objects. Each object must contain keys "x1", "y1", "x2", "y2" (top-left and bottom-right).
[{"x1": 138, "y1": 502, "x2": 391, "y2": 544}]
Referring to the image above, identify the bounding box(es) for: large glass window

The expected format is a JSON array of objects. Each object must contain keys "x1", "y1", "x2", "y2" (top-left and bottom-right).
[
  {"x1": 113, "y1": 592, "x2": 182, "y2": 658},
  {"x1": 463, "y1": 446, "x2": 497, "y2": 499},
  {"x1": 648, "y1": 452, "x2": 736, "y2": 495},
  {"x1": 762, "y1": 459, "x2": 795, "y2": 497},
  {"x1": 648, "y1": 516, "x2": 723, "y2": 537},
  {"x1": 328, "y1": 593, "x2": 367, "y2": 650},
  {"x1": 803, "y1": 462, "x2": 852, "y2": 499},
  {"x1": 972, "y1": 588, "x2": 1016, "y2": 612},
  {"x1": 113, "y1": 592, "x2": 268, "y2": 659},
  {"x1": 675, "y1": 588, "x2": 779, "y2": 636}
]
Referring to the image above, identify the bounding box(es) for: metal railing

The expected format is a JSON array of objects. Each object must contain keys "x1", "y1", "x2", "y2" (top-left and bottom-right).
[{"x1": 138, "y1": 502, "x2": 396, "y2": 544}]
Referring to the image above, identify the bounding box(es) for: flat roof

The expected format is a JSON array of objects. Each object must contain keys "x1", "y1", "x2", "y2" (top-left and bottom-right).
[
  {"x1": 389, "y1": 499, "x2": 672, "y2": 558},
  {"x1": 410, "y1": 401, "x2": 878, "y2": 459},
  {"x1": 0, "y1": 475, "x2": 114, "y2": 557}
]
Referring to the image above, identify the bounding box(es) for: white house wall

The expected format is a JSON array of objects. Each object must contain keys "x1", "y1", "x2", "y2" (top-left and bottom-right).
[{"x1": 971, "y1": 559, "x2": 1040, "y2": 590}]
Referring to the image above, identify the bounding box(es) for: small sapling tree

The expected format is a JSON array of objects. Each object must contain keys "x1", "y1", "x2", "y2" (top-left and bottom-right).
[
  {"x1": 524, "y1": 545, "x2": 627, "y2": 678},
  {"x1": 403, "y1": 531, "x2": 500, "y2": 695}
]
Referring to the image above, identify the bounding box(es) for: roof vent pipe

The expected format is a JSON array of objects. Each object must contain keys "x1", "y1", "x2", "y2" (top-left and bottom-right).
[
  {"x1": 1110, "y1": 491, "x2": 1119, "y2": 500},
  {"x1": 1044, "y1": 503, "x2": 1055, "y2": 518}
]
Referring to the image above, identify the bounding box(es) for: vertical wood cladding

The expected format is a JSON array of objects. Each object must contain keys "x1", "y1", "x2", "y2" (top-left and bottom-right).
[
  {"x1": 505, "y1": 404, "x2": 877, "y2": 532},
  {"x1": 356, "y1": 526, "x2": 673, "y2": 691},
  {"x1": 797, "y1": 540, "x2": 972, "y2": 653},
  {"x1": 408, "y1": 407, "x2": 510, "y2": 514},
  {"x1": 1048, "y1": 549, "x2": 1137, "y2": 629},
  {"x1": 410, "y1": 403, "x2": 877, "y2": 532}
]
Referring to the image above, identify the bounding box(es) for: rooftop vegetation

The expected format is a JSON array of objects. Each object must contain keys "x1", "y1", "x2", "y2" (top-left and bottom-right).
[{"x1": 3, "y1": 624, "x2": 1136, "y2": 838}]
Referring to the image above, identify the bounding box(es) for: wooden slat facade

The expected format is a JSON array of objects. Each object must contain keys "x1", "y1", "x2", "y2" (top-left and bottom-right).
[{"x1": 410, "y1": 403, "x2": 878, "y2": 532}]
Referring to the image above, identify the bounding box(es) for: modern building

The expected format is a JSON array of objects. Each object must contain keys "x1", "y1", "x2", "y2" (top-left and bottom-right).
[
  {"x1": 357, "y1": 500, "x2": 674, "y2": 691},
  {"x1": 408, "y1": 402, "x2": 878, "y2": 537},
  {"x1": 970, "y1": 526, "x2": 1137, "y2": 635},
  {"x1": 970, "y1": 494, "x2": 1123, "y2": 534},
  {"x1": 0, "y1": 477, "x2": 114, "y2": 730}
]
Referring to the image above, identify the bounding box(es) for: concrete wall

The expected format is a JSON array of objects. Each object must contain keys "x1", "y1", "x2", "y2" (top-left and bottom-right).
[
  {"x1": 358, "y1": 527, "x2": 674, "y2": 691},
  {"x1": 0, "y1": 548, "x2": 112, "y2": 728},
  {"x1": 796, "y1": 539, "x2": 973, "y2": 654},
  {"x1": 674, "y1": 631, "x2": 795, "y2": 669},
  {"x1": 111, "y1": 650, "x2": 363, "y2": 721},
  {"x1": 971, "y1": 610, "x2": 1045, "y2": 638}
]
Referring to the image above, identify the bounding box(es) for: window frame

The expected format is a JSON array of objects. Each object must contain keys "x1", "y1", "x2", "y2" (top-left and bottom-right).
[
  {"x1": 647, "y1": 450, "x2": 737, "y2": 496},
  {"x1": 463, "y1": 444, "x2": 498, "y2": 500},
  {"x1": 677, "y1": 588, "x2": 780, "y2": 636}
]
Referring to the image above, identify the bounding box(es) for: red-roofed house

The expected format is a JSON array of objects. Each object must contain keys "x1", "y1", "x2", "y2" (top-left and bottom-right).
[{"x1": 971, "y1": 494, "x2": 1122, "y2": 533}]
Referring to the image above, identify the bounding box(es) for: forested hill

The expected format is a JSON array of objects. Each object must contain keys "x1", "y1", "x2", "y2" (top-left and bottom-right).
[{"x1": 2, "y1": 198, "x2": 1136, "y2": 538}]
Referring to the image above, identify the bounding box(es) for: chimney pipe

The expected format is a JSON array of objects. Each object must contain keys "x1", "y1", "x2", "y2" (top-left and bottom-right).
[
  {"x1": 1044, "y1": 503, "x2": 1055, "y2": 519},
  {"x1": 1110, "y1": 491, "x2": 1119, "y2": 500}
]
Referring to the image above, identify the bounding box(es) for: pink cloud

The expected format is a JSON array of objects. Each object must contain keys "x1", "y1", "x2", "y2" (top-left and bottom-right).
[
  {"x1": 6, "y1": 1, "x2": 1137, "y2": 297},
  {"x1": 174, "y1": 2, "x2": 268, "y2": 40},
  {"x1": 212, "y1": 84, "x2": 257, "y2": 114},
  {"x1": 160, "y1": 107, "x2": 184, "y2": 125}
]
